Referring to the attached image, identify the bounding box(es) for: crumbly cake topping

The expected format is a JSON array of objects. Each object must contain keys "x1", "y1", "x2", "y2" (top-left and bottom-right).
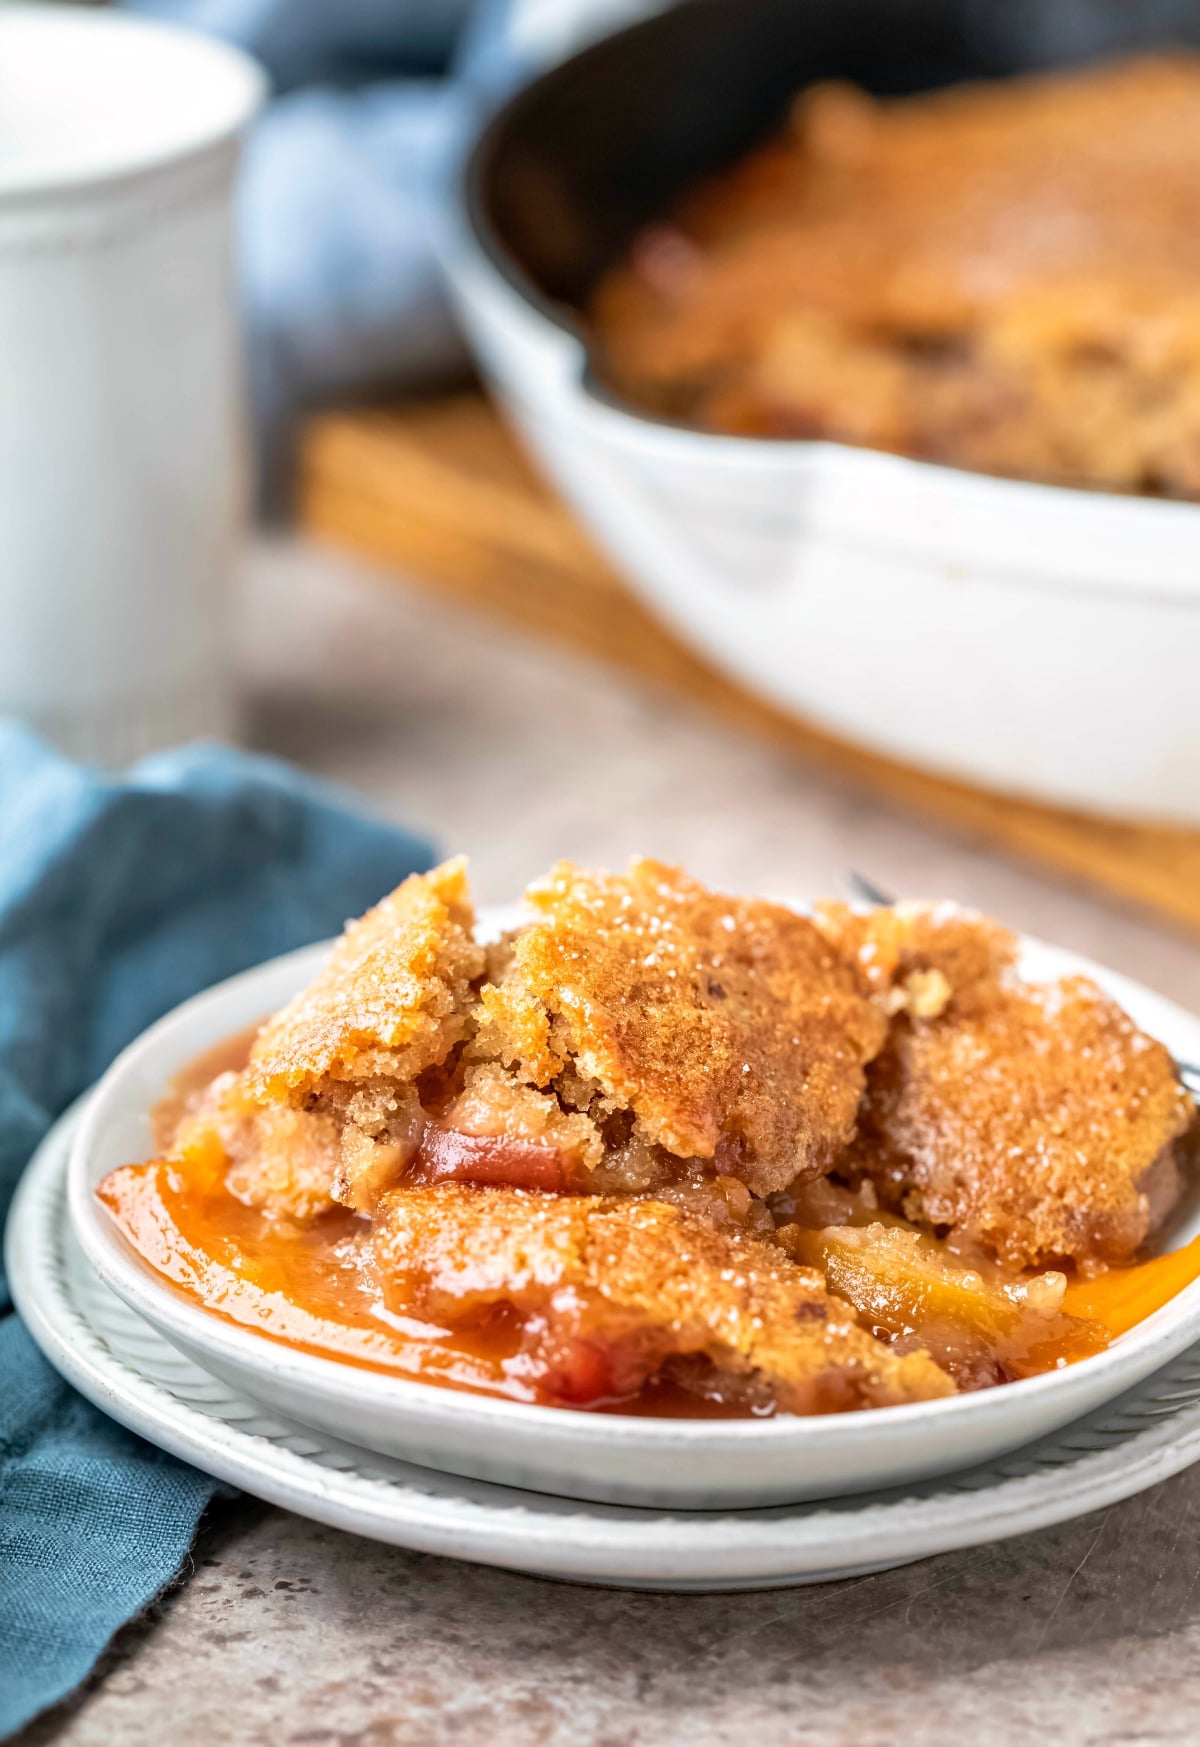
[
  {"x1": 170, "y1": 857, "x2": 1195, "y2": 1320},
  {"x1": 374, "y1": 1182, "x2": 954, "y2": 1411},
  {"x1": 846, "y1": 972, "x2": 1196, "y2": 1270},
  {"x1": 591, "y1": 55, "x2": 1200, "y2": 497},
  {"x1": 248, "y1": 857, "x2": 485, "y2": 1101},
  {"x1": 813, "y1": 900, "x2": 1017, "y2": 1015},
  {"x1": 170, "y1": 1073, "x2": 341, "y2": 1226},
  {"x1": 235, "y1": 858, "x2": 888, "y2": 1207},
  {"x1": 507, "y1": 860, "x2": 887, "y2": 1195}
]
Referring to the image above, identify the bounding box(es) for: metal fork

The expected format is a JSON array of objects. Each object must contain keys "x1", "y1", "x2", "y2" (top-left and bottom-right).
[{"x1": 843, "y1": 869, "x2": 1200, "y2": 1100}]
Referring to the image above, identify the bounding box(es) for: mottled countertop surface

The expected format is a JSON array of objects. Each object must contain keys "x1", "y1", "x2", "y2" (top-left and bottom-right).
[{"x1": 22, "y1": 535, "x2": 1200, "y2": 1746}]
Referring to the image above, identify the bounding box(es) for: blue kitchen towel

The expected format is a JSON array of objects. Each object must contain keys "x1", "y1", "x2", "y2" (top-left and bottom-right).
[{"x1": 0, "y1": 725, "x2": 434, "y2": 1737}]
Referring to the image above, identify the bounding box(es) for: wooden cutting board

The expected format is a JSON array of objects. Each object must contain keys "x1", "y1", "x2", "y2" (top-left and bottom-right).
[{"x1": 298, "y1": 392, "x2": 1200, "y2": 934}]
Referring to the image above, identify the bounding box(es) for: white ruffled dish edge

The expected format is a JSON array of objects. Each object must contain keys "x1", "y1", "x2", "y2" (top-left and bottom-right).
[
  {"x1": 60, "y1": 908, "x2": 1200, "y2": 1507},
  {"x1": 12, "y1": 1103, "x2": 1200, "y2": 1589}
]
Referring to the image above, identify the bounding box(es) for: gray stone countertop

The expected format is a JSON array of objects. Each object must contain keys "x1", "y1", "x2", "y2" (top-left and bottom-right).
[{"x1": 21, "y1": 535, "x2": 1200, "y2": 1746}]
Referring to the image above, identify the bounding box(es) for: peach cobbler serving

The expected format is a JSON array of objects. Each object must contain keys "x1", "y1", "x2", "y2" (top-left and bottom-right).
[
  {"x1": 591, "y1": 55, "x2": 1200, "y2": 497},
  {"x1": 99, "y1": 859, "x2": 1199, "y2": 1417}
]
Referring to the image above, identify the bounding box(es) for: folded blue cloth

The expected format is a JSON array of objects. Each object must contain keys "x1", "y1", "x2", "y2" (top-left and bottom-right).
[{"x1": 0, "y1": 726, "x2": 433, "y2": 1737}]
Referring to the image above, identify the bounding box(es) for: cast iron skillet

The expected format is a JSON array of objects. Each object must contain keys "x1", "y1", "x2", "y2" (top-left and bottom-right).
[{"x1": 466, "y1": 0, "x2": 1200, "y2": 331}]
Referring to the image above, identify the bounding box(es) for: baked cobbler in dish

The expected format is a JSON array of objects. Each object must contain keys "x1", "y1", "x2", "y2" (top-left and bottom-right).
[
  {"x1": 99, "y1": 859, "x2": 1199, "y2": 1416},
  {"x1": 591, "y1": 56, "x2": 1200, "y2": 497}
]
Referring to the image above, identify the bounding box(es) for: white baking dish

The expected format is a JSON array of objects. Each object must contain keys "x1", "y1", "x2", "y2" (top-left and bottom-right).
[{"x1": 443, "y1": 0, "x2": 1200, "y2": 823}]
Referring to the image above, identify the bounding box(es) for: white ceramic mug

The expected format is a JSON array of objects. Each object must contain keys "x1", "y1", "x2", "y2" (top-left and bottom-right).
[{"x1": 0, "y1": 6, "x2": 265, "y2": 765}]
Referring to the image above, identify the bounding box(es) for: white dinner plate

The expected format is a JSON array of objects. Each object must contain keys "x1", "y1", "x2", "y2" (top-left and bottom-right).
[
  {"x1": 13, "y1": 1105, "x2": 1200, "y2": 1590},
  {"x1": 65, "y1": 909, "x2": 1200, "y2": 1509}
]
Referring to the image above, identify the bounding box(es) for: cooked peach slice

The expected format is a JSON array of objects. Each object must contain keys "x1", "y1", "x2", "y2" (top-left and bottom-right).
[{"x1": 780, "y1": 1222, "x2": 1108, "y2": 1388}]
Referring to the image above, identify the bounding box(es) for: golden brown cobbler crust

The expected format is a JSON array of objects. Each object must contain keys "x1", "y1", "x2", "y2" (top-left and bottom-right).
[
  {"x1": 827, "y1": 912, "x2": 1197, "y2": 1269},
  {"x1": 813, "y1": 899, "x2": 1017, "y2": 1013},
  {"x1": 179, "y1": 868, "x2": 1195, "y2": 1283},
  {"x1": 247, "y1": 856, "x2": 484, "y2": 1102},
  {"x1": 236, "y1": 858, "x2": 887, "y2": 1204},
  {"x1": 503, "y1": 860, "x2": 887, "y2": 1194},
  {"x1": 848, "y1": 974, "x2": 1195, "y2": 1271},
  {"x1": 374, "y1": 1181, "x2": 953, "y2": 1411}
]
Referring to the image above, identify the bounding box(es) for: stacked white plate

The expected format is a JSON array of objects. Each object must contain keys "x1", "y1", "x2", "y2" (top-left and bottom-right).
[{"x1": 11, "y1": 920, "x2": 1200, "y2": 1590}]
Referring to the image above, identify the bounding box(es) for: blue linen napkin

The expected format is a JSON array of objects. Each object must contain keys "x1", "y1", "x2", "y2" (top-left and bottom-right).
[{"x1": 0, "y1": 726, "x2": 433, "y2": 1737}]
